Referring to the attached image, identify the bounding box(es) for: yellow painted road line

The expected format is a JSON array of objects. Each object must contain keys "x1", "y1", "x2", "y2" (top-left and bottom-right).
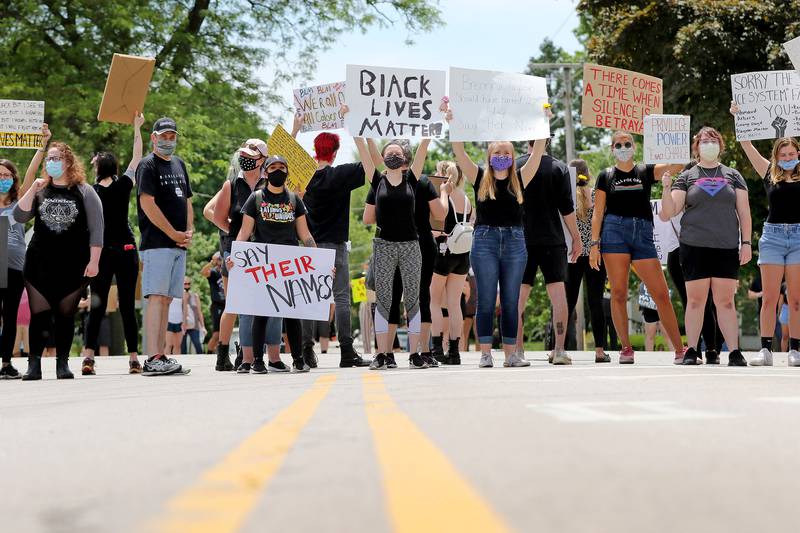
[
  {"x1": 362, "y1": 374, "x2": 510, "y2": 533},
  {"x1": 151, "y1": 375, "x2": 336, "y2": 533}
]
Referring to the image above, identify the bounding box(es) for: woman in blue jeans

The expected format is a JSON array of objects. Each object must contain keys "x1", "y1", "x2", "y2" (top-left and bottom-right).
[{"x1": 449, "y1": 107, "x2": 548, "y2": 367}]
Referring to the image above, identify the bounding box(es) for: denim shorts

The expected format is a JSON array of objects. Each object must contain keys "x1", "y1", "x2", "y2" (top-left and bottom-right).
[
  {"x1": 758, "y1": 223, "x2": 800, "y2": 266},
  {"x1": 141, "y1": 248, "x2": 186, "y2": 299},
  {"x1": 238, "y1": 314, "x2": 282, "y2": 348},
  {"x1": 600, "y1": 214, "x2": 658, "y2": 261}
]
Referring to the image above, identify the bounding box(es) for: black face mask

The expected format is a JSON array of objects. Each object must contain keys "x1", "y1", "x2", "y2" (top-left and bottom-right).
[
  {"x1": 239, "y1": 156, "x2": 260, "y2": 172},
  {"x1": 383, "y1": 153, "x2": 405, "y2": 170},
  {"x1": 268, "y1": 169, "x2": 288, "y2": 187}
]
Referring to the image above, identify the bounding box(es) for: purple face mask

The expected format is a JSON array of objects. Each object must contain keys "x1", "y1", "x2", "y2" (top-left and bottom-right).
[{"x1": 490, "y1": 154, "x2": 513, "y2": 171}]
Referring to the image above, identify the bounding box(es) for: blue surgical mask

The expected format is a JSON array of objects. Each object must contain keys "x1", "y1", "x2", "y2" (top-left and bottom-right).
[
  {"x1": 46, "y1": 160, "x2": 64, "y2": 179},
  {"x1": 156, "y1": 139, "x2": 177, "y2": 156},
  {"x1": 778, "y1": 159, "x2": 799, "y2": 171},
  {"x1": 0, "y1": 178, "x2": 13, "y2": 193}
]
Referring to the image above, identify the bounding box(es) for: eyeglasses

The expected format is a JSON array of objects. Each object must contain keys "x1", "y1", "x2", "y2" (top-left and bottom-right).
[
  {"x1": 0, "y1": 173, "x2": 13, "y2": 179},
  {"x1": 44, "y1": 156, "x2": 62, "y2": 162},
  {"x1": 613, "y1": 142, "x2": 633, "y2": 149}
]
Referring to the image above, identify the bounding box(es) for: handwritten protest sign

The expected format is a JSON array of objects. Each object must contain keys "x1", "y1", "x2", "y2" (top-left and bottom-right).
[
  {"x1": 97, "y1": 54, "x2": 155, "y2": 124},
  {"x1": 294, "y1": 82, "x2": 346, "y2": 133},
  {"x1": 344, "y1": 64, "x2": 446, "y2": 139},
  {"x1": 225, "y1": 241, "x2": 335, "y2": 320},
  {"x1": 651, "y1": 200, "x2": 681, "y2": 265},
  {"x1": 448, "y1": 67, "x2": 550, "y2": 141},
  {"x1": 351, "y1": 277, "x2": 366, "y2": 304},
  {"x1": 581, "y1": 64, "x2": 662, "y2": 135},
  {"x1": 783, "y1": 36, "x2": 800, "y2": 70},
  {"x1": 730, "y1": 70, "x2": 800, "y2": 141},
  {"x1": 643, "y1": 114, "x2": 691, "y2": 164},
  {"x1": 267, "y1": 124, "x2": 318, "y2": 191},
  {"x1": 0, "y1": 100, "x2": 44, "y2": 149}
]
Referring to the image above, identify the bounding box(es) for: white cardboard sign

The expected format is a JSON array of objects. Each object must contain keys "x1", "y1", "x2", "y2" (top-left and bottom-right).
[
  {"x1": 731, "y1": 70, "x2": 800, "y2": 141},
  {"x1": 0, "y1": 99, "x2": 45, "y2": 149},
  {"x1": 783, "y1": 36, "x2": 800, "y2": 70},
  {"x1": 293, "y1": 81, "x2": 346, "y2": 133},
  {"x1": 643, "y1": 114, "x2": 691, "y2": 164}
]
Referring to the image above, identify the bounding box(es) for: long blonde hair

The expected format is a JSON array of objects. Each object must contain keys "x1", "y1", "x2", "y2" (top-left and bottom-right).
[
  {"x1": 570, "y1": 159, "x2": 591, "y2": 221},
  {"x1": 478, "y1": 142, "x2": 523, "y2": 204},
  {"x1": 436, "y1": 160, "x2": 463, "y2": 188},
  {"x1": 769, "y1": 137, "x2": 800, "y2": 184}
]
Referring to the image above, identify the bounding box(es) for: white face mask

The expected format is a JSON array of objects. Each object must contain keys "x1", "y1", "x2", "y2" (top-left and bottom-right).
[
  {"x1": 698, "y1": 141, "x2": 720, "y2": 161},
  {"x1": 613, "y1": 147, "x2": 634, "y2": 162}
]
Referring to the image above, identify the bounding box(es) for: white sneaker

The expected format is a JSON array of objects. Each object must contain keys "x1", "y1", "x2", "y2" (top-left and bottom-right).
[
  {"x1": 504, "y1": 352, "x2": 531, "y2": 367},
  {"x1": 750, "y1": 348, "x2": 773, "y2": 367},
  {"x1": 551, "y1": 349, "x2": 572, "y2": 366},
  {"x1": 479, "y1": 353, "x2": 494, "y2": 368},
  {"x1": 789, "y1": 350, "x2": 800, "y2": 367}
]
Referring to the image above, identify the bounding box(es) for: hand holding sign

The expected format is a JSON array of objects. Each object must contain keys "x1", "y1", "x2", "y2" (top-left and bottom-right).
[
  {"x1": 41, "y1": 123, "x2": 51, "y2": 146},
  {"x1": 133, "y1": 112, "x2": 145, "y2": 130}
]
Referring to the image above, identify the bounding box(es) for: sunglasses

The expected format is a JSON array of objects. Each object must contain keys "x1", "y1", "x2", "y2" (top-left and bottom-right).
[{"x1": 613, "y1": 142, "x2": 633, "y2": 149}]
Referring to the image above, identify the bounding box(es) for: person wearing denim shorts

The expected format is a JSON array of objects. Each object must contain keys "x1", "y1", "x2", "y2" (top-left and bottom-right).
[
  {"x1": 588, "y1": 131, "x2": 685, "y2": 365},
  {"x1": 449, "y1": 104, "x2": 549, "y2": 368}
]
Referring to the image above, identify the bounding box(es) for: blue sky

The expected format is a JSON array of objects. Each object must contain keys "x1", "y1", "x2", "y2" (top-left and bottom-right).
[{"x1": 262, "y1": 0, "x2": 581, "y2": 162}]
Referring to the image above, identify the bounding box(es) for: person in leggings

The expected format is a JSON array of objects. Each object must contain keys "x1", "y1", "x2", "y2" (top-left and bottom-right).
[
  {"x1": 14, "y1": 141, "x2": 104, "y2": 380},
  {"x1": 564, "y1": 160, "x2": 609, "y2": 362},
  {"x1": 82, "y1": 112, "x2": 144, "y2": 375}
]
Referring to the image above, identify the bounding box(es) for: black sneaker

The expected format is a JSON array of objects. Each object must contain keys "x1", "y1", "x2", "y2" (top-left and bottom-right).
[
  {"x1": 340, "y1": 345, "x2": 370, "y2": 367},
  {"x1": 386, "y1": 353, "x2": 397, "y2": 369},
  {"x1": 292, "y1": 358, "x2": 311, "y2": 373},
  {"x1": 0, "y1": 364, "x2": 21, "y2": 379},
  {"x1": 705, "y1": 350, "x2": 720, "y2": 365},
  {"x1": 682, "y1": 347, "x2": 699, "y2": 365},
  {"x1": 237, "y1": 362, "x2": 252, "y2": 374},
  {"x1": 409, "y1": 352, "x2": 428, "y2": 369},
  {"x1": 268, "y1": 360, "x2": 290, "y2": 373},
  {"x1": 728, "y1": 350, "x2": 747, "y2": 367},
  {"x1": 142, "y1": 354, "x2": 182, "y2": 376},
  {"x1": 251, "y1": 359, "x2": 268, "y2": 374},
  {"x1": 369, "y1": 353, "x2": 387, "y2": 370},
  {"x1": 302, "y1": 346, "x2": 318, "y2": 369},
  {"x1": 421, "y1": 351, "x2": 438, "y2": 368}
]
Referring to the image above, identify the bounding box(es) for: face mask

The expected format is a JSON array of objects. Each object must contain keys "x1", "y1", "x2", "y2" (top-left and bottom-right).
[
  {"x1": 46, "y1": 160, "x2": 64, "y2": 179},
  {"x1": 0, "y1": 178, "x2": 13, "y2": 194},
  {"x1": 267, "y1": 169, "x2": 288, "y2": 187},
  {"x1": 489, "y1": 155, "x2": 513, "y2": 171},
  {"x1": 239, "y1": 155, "x2": 260, "y2": 172},
  {"x1": 698, "y1": 142, "x2": 721, "y2": 161},
  {"x1": 383, "y1": 153, "x2": 405, "y2": 170},
  {"x1": 612, "y1": 147, "x2": 634, "y2": 162},
  {"x1": 156, "y1": 139, "x2": 177, "y2": 156},
  {"x1": 777, "y1": 159, "x2": 800, "y2": 171}
]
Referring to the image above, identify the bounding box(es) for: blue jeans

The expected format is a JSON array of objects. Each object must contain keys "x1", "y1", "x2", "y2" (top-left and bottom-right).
[
  {"x1": 470, "y1": 226, "x2": 527, "y2": 345},
  {"x1": 181, "y1": 329, "x2": 203, "y2": 354}
]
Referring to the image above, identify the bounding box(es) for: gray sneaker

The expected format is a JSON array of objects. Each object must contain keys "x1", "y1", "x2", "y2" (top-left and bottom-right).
[
  {"x1": 142, "y1": 354, "x2": 182, "y2": 376},
  {"x1": 551, "y1": 350, "x2": 572, "y2": 366},
  {"x1": 789, "y1": 350, "x2": 800, "y2": 367},
  {"x1": 750, "y1": 348, "x2": 773, "y2": 367},
  {"x1": 504, "y1": 352, "x2": 531, "y2": 367},
  {"x1": 479, "y1": 352, "x2": 494, "y2": 368}
]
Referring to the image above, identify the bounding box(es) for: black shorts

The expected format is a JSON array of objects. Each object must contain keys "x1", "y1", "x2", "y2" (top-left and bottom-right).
[
  {"x1": 679, "y1": 243, "x2": 739, "y2": 281},
  {"x1": 522, "y1": 244, "x2": 567, "y2": 285},
  {"x1": 640, "y1": 307, "x2": 660, "y2": 324},
  {"x1": 433, "y1": 245, "x2": 470, "y2": 277},
  {"x1": 211, "y1": 302, "x2": 225, "y2": 332}
]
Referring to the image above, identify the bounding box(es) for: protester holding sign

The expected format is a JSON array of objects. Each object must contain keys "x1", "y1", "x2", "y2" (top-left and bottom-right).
[
  {"x1": 589, "y1": 131, "x2": 684, "y2": 364},
  {"x1": 659, "y1": 127, "x2": 751, "y2": 366},
  {"x1": 731, "y1": 102, "x2": 800, "y2": 367},
  {"x1": 14, "y1": 139, "x2": 103, "y2": 380},
  {"x1": 447, "y1": 105, "x2": 549, "y2": 368},
  {"x1": 81, "y1": 113, "x2": 145, "y2": 376}
]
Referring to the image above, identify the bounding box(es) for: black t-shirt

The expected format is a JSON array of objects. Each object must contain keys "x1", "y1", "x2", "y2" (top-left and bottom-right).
[
  {"x1": 227, "y1": 173, "x2": 265, "y2": 246},
  {"x1": 136, "y1": 153, "x2": 193, "y2": 250},
  {"x1": 595, "y1": 164, "x2": 655, "y2": 221},
  {"x1": 208, "y1": 268, "x2": 225, "y2": 303},
  {"x1": 518, "y1": 154, "x2": 574, "y2": 246},
  {"x1": 94, "y1": 169, "x2": 136, "y2": 248},
  {"x1": 366, "y1": 170, "x2": 419, "y2": 242},
  {"x1": 473, "y1": 167, "x2": 523, "y2": 227},
  {"x1": 304, "y1": 163, "x2": 367, "y2": 243},
  {"x1": 241, "y1": 188, "x2": 307, "y2": 245},
  {"x1": 413, "y1": 175, "x2": 439, "y2": 238},
  {"x1": 763, "y1": 165, "x2": 800, "y2": 224}
]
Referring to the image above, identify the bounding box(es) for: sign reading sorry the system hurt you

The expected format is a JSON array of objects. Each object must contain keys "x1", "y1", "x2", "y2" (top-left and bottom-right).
[
  {"x1": 0, "y1": 100, "x2": 45, "y2": 149},
  {"x1": 582, "y1": 64, "x2": 662, "y2": 135},
  {"x1": 731, "y1": 70, "x2": 800, "y2": 141},
  {"x1": 226, "y1": 242, "x2": 336, "y2": 321},
  {"x1": 345, "y1": 65, "x2": 446, "y2": 139}
]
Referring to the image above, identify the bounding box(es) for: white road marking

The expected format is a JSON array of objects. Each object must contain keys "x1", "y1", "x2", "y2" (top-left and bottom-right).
[{"x1": 527, "y1": 401, "x2": 734, "y2": 422}]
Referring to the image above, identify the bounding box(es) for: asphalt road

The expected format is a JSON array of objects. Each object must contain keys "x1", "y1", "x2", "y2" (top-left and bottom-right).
[{"x1": 2, "y1": 349, "x2": 799, "y2": 533}]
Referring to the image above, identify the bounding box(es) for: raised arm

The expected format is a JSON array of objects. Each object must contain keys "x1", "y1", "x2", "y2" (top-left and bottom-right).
[
  {"x1": 411, "y1": 138, "x2": 430, "y2": 179},
  {"x1": 354, "y1": 137, "x2": 376, "y2": 183},
  {"x1": 291, "y1": 110, "x2": 304, "y2": 138},
  {"x1": 367, "y1": 138, "x2": 384, "y2": 170},
  {"x1": 731, "y1": 101, "x2": 770, "y2": 177},
  {"x1": 653, "y1": 164, "x2": 685, "y2": 181},
  {"x1": 125, "y1": 112, "x2": 145, "y2": 178},
  {"x1": 519, "y1": 138, "x2": 547, "y2": 187},
  {"x1": 451, "y1": 142, "x2": 479, "y2": 185},
  {"x1": 658, "y1": 172, "x2": 685, "y2": 221},
  {"x1": 14, "y1": 178, "x2": 47, "y2": 221},
  {"x1": 19, "y1": 123, "x2": 51, "y2": 197}
]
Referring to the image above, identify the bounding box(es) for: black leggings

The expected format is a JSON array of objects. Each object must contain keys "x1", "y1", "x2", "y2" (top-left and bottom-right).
[
  {"x1": 252, "y1": 317, "x2": 302, "y2": 361},
  {"x1": 27, "y1": 281, "x2": 88, "y2": 358},
  {"x1": 0, "y1": 268, "x2": 24, "y2": 362},
  {"x1": 667, "y1": 248, "x2": 722, "y2": 352},
  {"x1": 85, "y1": 246, "x2": 140, "y2": 353},
  {"x1": 565, "y1": 256, "x2": 607, "y2": 350}
]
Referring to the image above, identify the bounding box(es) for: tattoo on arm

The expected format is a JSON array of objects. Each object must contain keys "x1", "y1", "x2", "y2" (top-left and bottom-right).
[{"x1": 303, "y1": 236, "x2": 316, "y2": 248}]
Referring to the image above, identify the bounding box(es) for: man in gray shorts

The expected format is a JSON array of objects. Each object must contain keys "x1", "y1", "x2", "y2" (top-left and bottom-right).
[{"x1": 136, "y1": 117, "x2": 193, "y2": 375}]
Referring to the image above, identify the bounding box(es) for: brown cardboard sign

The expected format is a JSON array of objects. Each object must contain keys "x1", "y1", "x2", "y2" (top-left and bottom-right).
[
  {"x1": 581, "y1": 63, "x2": 662, "y2": 135},
  {"x1": 98, "y1": 54, "x2": 156, "y2": 124}
]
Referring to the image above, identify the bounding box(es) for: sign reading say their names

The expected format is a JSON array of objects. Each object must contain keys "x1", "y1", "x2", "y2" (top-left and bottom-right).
[
  {"x1": 730, "y1": 70, "x2": 800, "y2": 141},
  {"x1": 294, "y1": 81, "x2": 346, "y2": 133},
  {"x1": 581, "y1": 63, "x2": 662, "y2": 135},
  {"x1": 225, "y1": 241, "x2": 336, "y2": 321},
  {"x1": 345, "y1": 64, "x2": 446, "y2": 139},
  {"x1": 0, "y1": 100, "x2": 45, "y2": 149},
  {"x1": 643, "y1": 114, "x2": 691, "y2": 164},
  {"x1": 448, "y1": 67, "x2": 550, "y2": 142},
  {"x1": 267, "y1": 124, "x2": 318, "y2": 192}
]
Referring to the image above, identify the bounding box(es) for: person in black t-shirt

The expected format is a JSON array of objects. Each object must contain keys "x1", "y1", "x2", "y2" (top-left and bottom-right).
[
  {"x1": 589, "y1": 130, "x2": 684, "y2": 365},
  {"x1": 81, "y1": 112, "x2": 145, "y2": 376}
]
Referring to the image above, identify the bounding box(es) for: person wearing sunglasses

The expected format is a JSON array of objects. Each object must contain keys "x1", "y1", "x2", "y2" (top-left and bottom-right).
[{"x1": 589, "y1": 131, "x2": 685, "y2": 364}]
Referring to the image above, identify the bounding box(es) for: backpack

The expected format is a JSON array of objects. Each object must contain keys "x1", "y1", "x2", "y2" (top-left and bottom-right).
[{"x1": 446, "y1": 195, "x2": 473, "y2": 254}]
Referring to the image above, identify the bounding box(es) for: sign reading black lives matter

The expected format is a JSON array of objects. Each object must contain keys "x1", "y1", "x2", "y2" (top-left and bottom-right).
[
  {"x1": 0, "y1": 99, "x2": 45, "y2": 149},
  {"x1": 225, "y1": 242, "x2": 336, "y2": 321},
  {"x1": 345, "y1": 64, "x2": 446, "y2": 139},
  {"x1": 731, "y1": 70, "x2": 800, "y2": 141}
]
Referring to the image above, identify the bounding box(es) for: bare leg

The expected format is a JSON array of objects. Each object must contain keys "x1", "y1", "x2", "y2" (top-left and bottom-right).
[
  {"x1": 633, "y1": 258, "x2": 682, "y2": 350},
  {"x1": 546, "y1": 282, "x2": 568, "y2": 351},
  {"x1": 710, "y1": 278, "x2": 739, "y2": 351},
  {"x1": 603, "y1": 254, "x2": 633, "y2": 349},
  {"x1": 684, "y1": 279, "x2": 712, "y2": 349},
  {"x1": 515, "y1": 284, "x2": 533, "y2": 354}
]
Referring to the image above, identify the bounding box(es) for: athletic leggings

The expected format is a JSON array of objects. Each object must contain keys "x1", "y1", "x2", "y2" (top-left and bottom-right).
[
  {"x1": 372, "y1": 238, "x2": 422, "y2": 335},
  {"x1": 389, "y1": 235, "x2": 435, "y2": 324},
  {"x1": 0, "y1": 268, "x2": 24, "y2": 362},
  {"x1": 667, "y1": 248, "x2": 722, "y2": 352},
  {"x1": 565, "y1": 255, "x2": 607, "y2": 350},
  {"x1": 85, "y1": 246, "x2": 140, "y2": 353}
]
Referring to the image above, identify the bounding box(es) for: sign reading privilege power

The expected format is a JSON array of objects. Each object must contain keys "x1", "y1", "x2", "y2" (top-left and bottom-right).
[
  {"x1": 344, "y1": 64, "x2": 446, "y2": 139},
  {"x1": 581, "y1": 64, "x2": 663, "y2": 134},
  {"x1": 226, "y1": 241, "x2": 336, "y2": 321}
]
